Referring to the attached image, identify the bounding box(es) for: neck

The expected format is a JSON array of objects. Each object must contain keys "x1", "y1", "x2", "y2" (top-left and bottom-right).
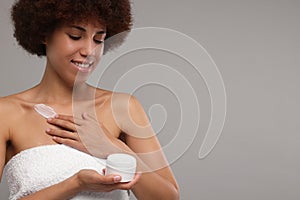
[{"x1": 33, "y1": 64, "x2": 92, "y2": 105}]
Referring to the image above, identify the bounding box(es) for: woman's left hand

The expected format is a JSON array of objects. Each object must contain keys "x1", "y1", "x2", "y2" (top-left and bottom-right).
[
  {"x1": 45, "y1": 113, "x2": 129, "y2": 158},
  {"x1": 45, "y1": 114, "x2": 88, "y2": 154}
]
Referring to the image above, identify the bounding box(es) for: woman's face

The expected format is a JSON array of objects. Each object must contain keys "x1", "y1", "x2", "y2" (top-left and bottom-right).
[{"x1": 45, "y1": 21, "x2": 106, "y2": 85}]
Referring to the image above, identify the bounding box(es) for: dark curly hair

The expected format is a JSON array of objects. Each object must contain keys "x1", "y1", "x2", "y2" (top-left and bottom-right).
[{"x1": 11, "y1": 0, "x2": 132, "y2": 56}]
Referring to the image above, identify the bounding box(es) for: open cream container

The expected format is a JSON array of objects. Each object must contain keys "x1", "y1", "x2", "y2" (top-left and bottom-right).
[{"x1": 105, "y1": 153, "x2": 137, "y2": 182}]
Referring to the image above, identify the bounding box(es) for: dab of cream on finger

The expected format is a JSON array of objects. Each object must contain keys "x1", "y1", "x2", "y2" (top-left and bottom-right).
[{"x1": 34, "y1": 104, "x2": 57, "y2": 119}]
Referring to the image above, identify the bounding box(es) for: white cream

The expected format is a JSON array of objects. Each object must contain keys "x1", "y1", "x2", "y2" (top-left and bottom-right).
[{"x1": 34, "y1": 104, "x2": 57, "y2": 118}]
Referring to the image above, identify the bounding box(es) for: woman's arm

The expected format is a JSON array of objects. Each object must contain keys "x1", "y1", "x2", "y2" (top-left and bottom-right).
[
  {"x1": 117, "y1": 95, "x2": 179, "y2": 200},
  {"x1": 0, "y1": 101, "x2": 10, "y2": 182},
  {"x1": 19, "y1": 174, "x2": 80, "y2": 200},
  {"x1": 0, "y1": 124, "x2": 8, "y2": 183}
]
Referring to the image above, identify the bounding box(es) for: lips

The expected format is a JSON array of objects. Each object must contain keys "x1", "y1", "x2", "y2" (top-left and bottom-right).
[{"x1": 71, "y1": 60, "x2": 94, "y2": 72}]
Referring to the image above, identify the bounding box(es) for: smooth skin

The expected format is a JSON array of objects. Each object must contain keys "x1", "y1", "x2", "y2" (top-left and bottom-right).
[{"x1": 0, "y1": 21, "x2": 179, "y2": 199}]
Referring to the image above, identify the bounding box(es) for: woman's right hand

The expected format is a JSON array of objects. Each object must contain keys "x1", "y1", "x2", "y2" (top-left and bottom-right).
[{"x1": 75, "y1": 169, "x2": 141, "y2": 193}]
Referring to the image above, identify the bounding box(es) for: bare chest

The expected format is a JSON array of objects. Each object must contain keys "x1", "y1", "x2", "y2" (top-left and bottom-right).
[{"x1": 6, "y1": 103, "x2": 121, "y2": 163}]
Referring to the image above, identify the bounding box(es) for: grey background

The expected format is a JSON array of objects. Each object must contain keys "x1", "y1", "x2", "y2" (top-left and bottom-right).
[{"x1": 1, "y1": 0, "x2": 300, "y2": 199}]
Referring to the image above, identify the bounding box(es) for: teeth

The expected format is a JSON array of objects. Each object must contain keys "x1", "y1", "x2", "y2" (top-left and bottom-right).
[{"x1": 73, "y1": 61, "x2": 93, "y2": 68}]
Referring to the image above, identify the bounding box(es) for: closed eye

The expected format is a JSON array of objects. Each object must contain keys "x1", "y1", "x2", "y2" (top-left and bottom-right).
[
  {"x1": 94, "y1": 39, "x2": 104, "y2": 44},
  {"x1": 69, "y1": 35, "x2": 81, "y2": 40}
]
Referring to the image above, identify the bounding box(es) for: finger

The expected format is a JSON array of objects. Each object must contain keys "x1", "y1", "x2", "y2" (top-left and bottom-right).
[
  {"x1": 104, "y1": 172, "x2": 142, "y2": 191},
  {"x1": 98, "y1": 172, "x2": 141, "y2": 192},
  {"x1": 80, "y1": 113, "x2": 106, "y2": 134},
  {"x1": 130, "y1": 171, "x2": 142, "y2": 185},
  {"x1": 82, "y1": 112, "x2": 89, "y2": 120},
  {"x1": 117, "y1": 172, "x2": 142, "y2": 190},
  {"x1": 52, "y1": 136, "x2": 88, "y2": 152},
  {"x1": 46, "y1": 128, "x2": 78, "y2": 140},
  {"x1": 55, "y1": 114, "x2": 84, "y2": 125},
  {"x1": 47, "y1": 118, "x2": 77, "y2": 132},
  {"x1": 82, "y1": 112, "x2": 99, "y2": 123},
  {"x1": 100, "y1": 174, "x2": 122, "y2": 184}
]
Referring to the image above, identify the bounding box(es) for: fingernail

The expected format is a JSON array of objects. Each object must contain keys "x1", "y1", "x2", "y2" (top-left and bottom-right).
[
  {"x1": 54, "y1": 114, "x2": 59, "y2": 118},
  {"x1": 47, "y1": 118, "x2": 52, "y2": 122},
  {"x1": 46, "y1": 128, "x2": 51, "y2": 132},
  {"x1": 82, "y1": 112, "x2": 88, "y2": 119},
  {"x1": 114, "y1": 176, "x2": 121, "y2": 182}
]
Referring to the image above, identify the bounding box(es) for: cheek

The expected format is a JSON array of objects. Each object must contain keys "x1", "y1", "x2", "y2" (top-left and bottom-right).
[
  {"x1": 60, "y1": 41, "x2": 78, "y2": 57},
  {"x1": 47, "y1": 45, "x2": 74, "y2": 70},
  {"x1": 49, "y1": 37, "x2": 77, "y2": 57},
  {"x1": 93, "y1": 45, "x2": 104, "y2": 61},
  {"x1": 93, "y1": 43, "x2": 103, "y2": 53}
]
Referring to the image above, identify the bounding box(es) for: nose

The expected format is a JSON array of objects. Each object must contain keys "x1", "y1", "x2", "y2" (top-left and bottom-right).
[{"x1": 80, "y1": 39, "x2": 96, "y2": 58}]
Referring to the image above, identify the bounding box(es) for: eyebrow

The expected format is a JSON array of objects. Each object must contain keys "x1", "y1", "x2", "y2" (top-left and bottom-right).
[{"x1": 70, "y1": 25, "x2": 106, "y2": 34}]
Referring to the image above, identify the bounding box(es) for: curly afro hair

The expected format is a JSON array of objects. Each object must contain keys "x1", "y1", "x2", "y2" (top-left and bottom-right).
[{"x1": 11, "y1": 0, "x2": 132, "y2": 56}]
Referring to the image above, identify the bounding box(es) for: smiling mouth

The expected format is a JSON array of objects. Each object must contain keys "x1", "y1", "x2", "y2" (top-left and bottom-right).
[{"x1": 71, "y1": 60, "x2": 94, "y2": 69}]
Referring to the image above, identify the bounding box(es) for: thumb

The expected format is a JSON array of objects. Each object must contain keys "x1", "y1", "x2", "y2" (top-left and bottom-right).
[{"x1": 102, "y1": 173, "x2": 122, "y2": 184}]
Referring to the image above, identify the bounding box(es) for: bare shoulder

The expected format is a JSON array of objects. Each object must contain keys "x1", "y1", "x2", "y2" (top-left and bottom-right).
[
  {"x1": 100, "y1": 91, "x2": 151, "y2": 133},
  {"x1": 0, "y1": 95, "x2": 21, "y2": 141},
  {"x1": 104, "y1": 91, "x2": 143, "y2": 113},
  {"x1": 94, "y1": 88, "x2": 137, "y2": 109},
  {"x1": 0, "y1": 94, "x2": 26, "y2": 179},
  {"x1": 0, "y1": 95, "x2": 20, "y2": 119},
  {"x1": 0, "y1": 89, "x2": 39, "y2": 124}
]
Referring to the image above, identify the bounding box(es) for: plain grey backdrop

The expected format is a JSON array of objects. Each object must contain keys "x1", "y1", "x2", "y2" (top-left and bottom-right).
[{"x1": 1, "y1": 0, "x2": 300, "y2": 199}]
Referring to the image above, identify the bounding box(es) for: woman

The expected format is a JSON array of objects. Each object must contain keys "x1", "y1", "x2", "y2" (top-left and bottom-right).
[{"x1": 0, "y1": 0, "x2": 179, "y2": 199}]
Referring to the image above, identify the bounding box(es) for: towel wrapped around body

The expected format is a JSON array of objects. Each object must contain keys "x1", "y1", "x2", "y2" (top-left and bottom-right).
[{"x1": 5, "y1": 144, "x2": 129, "y2": 200}]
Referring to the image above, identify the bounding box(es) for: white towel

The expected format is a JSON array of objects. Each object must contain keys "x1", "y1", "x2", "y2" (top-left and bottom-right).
[{"x1": 5, "y1": 144, "x2": 129, "y2": 200}]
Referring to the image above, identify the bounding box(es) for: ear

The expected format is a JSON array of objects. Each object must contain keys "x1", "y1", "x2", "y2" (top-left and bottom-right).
[
  {"x1": 42, "y1": 40, "x2": 47, "y2": 45},
  {"x1": 42, "y1": 35, "x2": 49, "y2": 45}
]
